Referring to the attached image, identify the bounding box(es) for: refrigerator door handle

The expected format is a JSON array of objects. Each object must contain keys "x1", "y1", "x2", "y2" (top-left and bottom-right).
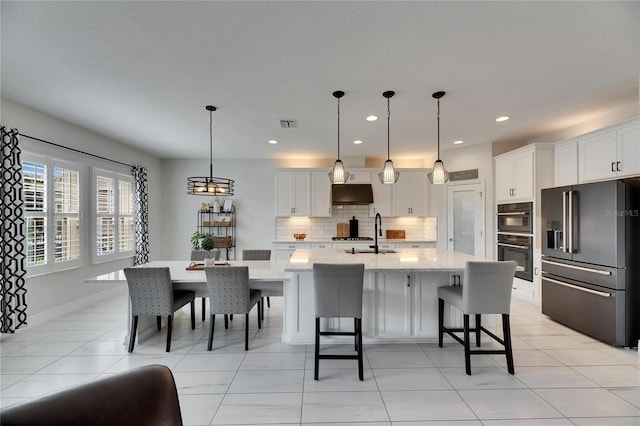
[
  {"x1": 562, "y1": 190, "x2": 568, "y2": 252},
  {"x1": 568, "y1": 190, "x2": 574, "y2": 254},
  {"x1": 541, "y1": 259, "x2": 612, "y2": 276},
  {"x1": 542, "y1": 275, "x2": 611, "y2": 298}
]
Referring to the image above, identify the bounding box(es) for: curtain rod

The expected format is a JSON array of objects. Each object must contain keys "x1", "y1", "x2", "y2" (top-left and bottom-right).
[{"x1": 21, "y1": 133, "x2": 135, "y2": 168}]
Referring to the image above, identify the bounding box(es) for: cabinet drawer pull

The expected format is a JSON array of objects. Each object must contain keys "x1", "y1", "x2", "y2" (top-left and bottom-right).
[
  {"x1": 611, "y1": 162, "x2": 616, "y2": 172},
  {"x1": 616, "y1": 161, "x2": 621, "y2": 172},
  {"x1": 542, "y1": 276, "x2": 611, "y2": 298}
]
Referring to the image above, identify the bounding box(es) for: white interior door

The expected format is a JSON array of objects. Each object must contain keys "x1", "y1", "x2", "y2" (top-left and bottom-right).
[{"x1": 447, "y1": 182, "x2": 485, "y2": 257}]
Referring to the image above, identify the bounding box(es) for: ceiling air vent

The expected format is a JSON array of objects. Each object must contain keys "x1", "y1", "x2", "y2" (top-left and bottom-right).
[{"x1": 279, "y1": 120, "x2": 297, "y2": 129}]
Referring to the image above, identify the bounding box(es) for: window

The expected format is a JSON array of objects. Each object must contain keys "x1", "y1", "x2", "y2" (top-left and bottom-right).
[
  {"x1": 22, "y1": 154, "x2": 82, "y2": 274},
  {"x1": 93, "y1": 169, "x2": 134, "y2": 262}
]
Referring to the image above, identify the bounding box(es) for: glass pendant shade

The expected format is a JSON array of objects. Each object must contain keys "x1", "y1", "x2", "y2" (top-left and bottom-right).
[
  {"x1": 187, "y1": 105, "x2": 235, "y2": 196},
  {"x1": 379, "y1": 90, "x2": 399, "y2": 185},
  {"x1": 427, "y1": 159, "x2": 449, "y2": 184},
  {"x1": 328, "y1": 90, "x2": 349, "y2": 184},
  {"x1": 329, "y1": 159, "x2": 349, "y2": 184},
  {"x1": 427, "y1": 91, "x2": 449, "y2": 185},
  {"x1": 378, "y1": 159, "x2": 400, "y2": 184}
]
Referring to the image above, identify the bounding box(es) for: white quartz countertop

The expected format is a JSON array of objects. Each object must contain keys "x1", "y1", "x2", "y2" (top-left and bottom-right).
[{"x1": 285, "y1": 248, "x2": 486, "y2": 272}]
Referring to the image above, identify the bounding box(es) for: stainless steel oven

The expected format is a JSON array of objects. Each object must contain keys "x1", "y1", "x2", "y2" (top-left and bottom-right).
[
  {"x1": 497, "y1": 233, "x2": 533, "y2": 281},
  {"x1": 497, "y1": 202, "x2": 533, "y2": 234}
]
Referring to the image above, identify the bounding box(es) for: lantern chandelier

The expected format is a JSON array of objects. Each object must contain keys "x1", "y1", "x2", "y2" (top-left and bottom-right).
[
  {"x1": 427, "y1": 91, "x2": 449, "y2": 184},
  {"x1": 187, "y1": 105, "x2": 235, "y2": 196},
  {"x1": 328, "y1": 90, "x2": 350, "y2": 184},
  {"x1": 378, "y1": 90, "x2": 400, "y2": 184}
]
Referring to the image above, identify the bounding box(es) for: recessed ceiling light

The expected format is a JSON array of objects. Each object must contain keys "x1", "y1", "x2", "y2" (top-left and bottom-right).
[
  {"x1": 353, "y1": 140, "x2": 363, "y2": 145},
  {"x1": 496, "y1": 116, "x2": 510, "y2": 122},
  {"x1": 453, "y1": 140, "x2": 464, "y2": 145},
  {"x1": 268, "y1": 139, "x2": 278, "y2": 144},
  {"x1": 366, "y1": 115, "x2": 378, "y2": 122}
]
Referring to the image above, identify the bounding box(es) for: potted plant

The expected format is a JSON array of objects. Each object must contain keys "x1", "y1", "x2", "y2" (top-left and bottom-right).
[
  {"x1": 191, "y1": 232, "x2": 214, "y2": 250},
  {"x1": 201, "y1": 235, "x2": 216, "y2": 251}
]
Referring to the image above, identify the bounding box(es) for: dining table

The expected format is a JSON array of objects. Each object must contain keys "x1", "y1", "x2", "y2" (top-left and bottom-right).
[{"x1": 85, "y1": 259, "x2": 291, "y2": 343}]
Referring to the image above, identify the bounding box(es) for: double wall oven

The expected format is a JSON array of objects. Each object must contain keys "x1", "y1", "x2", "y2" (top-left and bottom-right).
[{"x1": 497, "y1": 202, "x2": 533, "y2": 281}]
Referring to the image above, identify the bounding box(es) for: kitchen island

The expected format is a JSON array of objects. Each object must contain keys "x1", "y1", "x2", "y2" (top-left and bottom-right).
[{"x1": 283, "y1": 248, "x2": 492, "y2": 344}]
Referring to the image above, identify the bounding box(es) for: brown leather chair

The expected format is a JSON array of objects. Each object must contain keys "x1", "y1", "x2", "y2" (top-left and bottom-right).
[{"x1": 0, "y1": 364, "x2": 183, "y2": 426}]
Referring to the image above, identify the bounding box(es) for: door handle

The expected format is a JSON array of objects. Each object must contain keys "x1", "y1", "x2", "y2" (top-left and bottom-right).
[
  {"x1": 562, "y1": 190, "x2": 567, "y2": 252},
  {"x1": 542, "y1": 276, "x2": 611, "y2": 298},
  {"x1": 617, "y1": 161, "x2": 621, "y2": 172},
  {"x1": 611, "y1": 162, "x2": 616, "y2": 172},
  {"x1": 568, "y1": 190, "x2": 573, "y2": 254}
]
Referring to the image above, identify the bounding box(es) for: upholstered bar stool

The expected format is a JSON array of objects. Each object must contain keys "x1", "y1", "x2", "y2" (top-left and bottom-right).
[
  {"x1": 313, "y1": 263, "x2": 365, "y2": 381},
  {"x1": 438, "y1": 261, "x2": 517, "y2": 375}
]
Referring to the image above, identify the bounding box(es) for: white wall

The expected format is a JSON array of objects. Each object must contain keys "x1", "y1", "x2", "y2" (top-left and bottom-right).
[
  {"x1": 160, "y1": 159, "x2": 279, "y2": 260},
  {"x1": 1, "y1": 99, "x2": 163, "y2": 321}
]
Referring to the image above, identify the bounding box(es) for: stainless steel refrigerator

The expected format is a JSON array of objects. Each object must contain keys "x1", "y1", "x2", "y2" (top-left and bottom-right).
[{"x1": 541, "y1": 179, "x2": 640, "y2": 347}]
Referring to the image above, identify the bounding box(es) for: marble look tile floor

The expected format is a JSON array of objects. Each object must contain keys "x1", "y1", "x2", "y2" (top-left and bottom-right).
[{"x1": 1, "y1": 294, "x2": 639, "y2": 425}]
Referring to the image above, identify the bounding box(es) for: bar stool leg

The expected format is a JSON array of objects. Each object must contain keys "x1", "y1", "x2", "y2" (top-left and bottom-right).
[
  {"x1": 475, "y1": 314, "x2": 481, "y2": 347},
  {"x1": 438, "y1": 298, "x2": 444, "y2": 347},
  {"x1": 314, "y1": 317, "x2": 320, "y2": 380},
  {"x1": 463, "y1": 314, "x2": 471, "y2": 375},
  {"x1": 503, "y1": 314, "x2": 515, "y2": 374},
  {"x1": 357, "y1": 318, "x2": 364, "y2": 381}
]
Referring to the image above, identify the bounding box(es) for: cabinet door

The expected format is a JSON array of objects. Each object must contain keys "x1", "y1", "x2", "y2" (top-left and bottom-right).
[
  {"x1": 275, "y1": 171, "x2": 294, "y2": 216},
  {"x1": 513, "y1": 150, "x2": 534, "y2": 200},
  {"x1": 375, "y1": 273, "x2": 412, "y2": 336},
  {"x1": 494, "y1": 157, "x2": 514, "y2": 203},
  {"x1": 369, "y1": 177, "x2": 393, "y2": 217},
  {"x1": 275, "y1": 171, "x2": 311, "y2": 216},
  {"x1": 554, "y1": 140, "x2": 578, "y2": 186},
  {"x1": 578, "y1": 130, "x2": 618, "y2": 183},
  {"x1": 617, "y1": 122, "x2": 640, "y2": 178},
  {"x1": 310, "y1": 171, "x2": 331, "y2": 217},
  {"x1": 291, "y1": 171, "x2": 311, "y2": 216},
  {"x1": 391, "y1": 172, "x2": 428, "y2": 216}
]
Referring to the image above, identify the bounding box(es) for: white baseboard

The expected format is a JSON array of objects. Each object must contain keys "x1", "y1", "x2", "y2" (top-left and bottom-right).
[{"x1": 25, "y1": 287, "x2": 128, "y2": 328}]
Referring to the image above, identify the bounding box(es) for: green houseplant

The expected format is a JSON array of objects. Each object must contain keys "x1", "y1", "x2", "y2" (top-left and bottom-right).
[{"x1": 191, "y1": 232, "x2": 214, "y2": 250}]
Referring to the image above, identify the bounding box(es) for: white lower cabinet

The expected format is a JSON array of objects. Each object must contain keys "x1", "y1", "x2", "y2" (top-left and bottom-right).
[
  {"x1": 285, "y1": 270, "x2": 475, "y2": 343},
  {"x1": 272, "y1": 243, "x2": 310, "y2": 261}
]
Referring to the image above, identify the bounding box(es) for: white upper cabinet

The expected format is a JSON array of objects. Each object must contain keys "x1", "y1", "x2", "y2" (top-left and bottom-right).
[
  {"x1": 495, "y1": 147, "x2": 534, "y2": 202},
  {"x1": 369, "y1": 176, "x2": 392, "y2": 217},
  {"x1": 310, "y1": 171, "x2": 332, "y2": 217},
  {"x1": 275, "y1": 170, "x2": 311, "y2": 216},
  {"x1": 554, "y1": 139, "x2": 578, "y2": 186},
  {"x1": 391, "y1": 171, "x2": 428, "y2": 217},
  {"x1": 578, "y1": 120, "x2": 640, "y2": 183},
  {"x1": 345, "y1": 170, "x2": 371, "y2": 183}
]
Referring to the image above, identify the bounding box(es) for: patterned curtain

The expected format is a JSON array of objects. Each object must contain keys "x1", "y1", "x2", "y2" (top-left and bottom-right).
[
  {"x1": 132, "y1": 165, "x2": 149, "y2": 265},
  {"x1": 0, "y1": 127, "x2": 28, "y2": 333}
]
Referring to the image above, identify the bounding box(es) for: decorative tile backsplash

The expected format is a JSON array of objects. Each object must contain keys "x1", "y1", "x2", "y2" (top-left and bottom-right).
[{"x1": 276, "y1": 205, "x2": 437, "y2": 241}]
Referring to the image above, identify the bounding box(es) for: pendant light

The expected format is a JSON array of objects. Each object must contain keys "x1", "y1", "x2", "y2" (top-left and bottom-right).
[
  {"x1": 427, "y1": 91, "x2": 449, "y2": 184},
  {"x1": 378, "y1": 90, "x2": 400, "y2": 184},
  {"x1": 187, "y1": 105, "x2": 235, "y2": 196},
  {"x1": 328, "y1": 90, "x2": 350, "y2": 184}
]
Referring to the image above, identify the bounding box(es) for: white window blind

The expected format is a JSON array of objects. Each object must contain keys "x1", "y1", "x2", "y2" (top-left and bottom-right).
[
  {"x1": 22, "y1": 155, "x2": 82, "y2": 274},
  {"x1": 93, "y1": 169, "x2": 134, "y2": 262}
]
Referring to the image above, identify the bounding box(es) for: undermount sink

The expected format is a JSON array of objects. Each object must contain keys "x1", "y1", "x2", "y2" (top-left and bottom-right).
[{"x1": 344, "y1": 249, "x2": 397, "y2": 254}]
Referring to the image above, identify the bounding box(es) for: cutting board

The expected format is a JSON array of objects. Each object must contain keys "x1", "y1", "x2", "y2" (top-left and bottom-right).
[
  {"x1": 386, "y1": 230, "x2": 406, "y2": 239},
  {"x1": 337, "y1": 223, "x2": 349, "y2": 237}
]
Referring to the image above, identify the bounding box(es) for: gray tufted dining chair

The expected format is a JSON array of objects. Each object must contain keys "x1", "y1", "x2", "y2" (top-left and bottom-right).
[
  {"x1": 242, "y1": 249, "x2": 278, "y2": 318},
  {"x1": 191, "y1": 249, "x2": 220, "y2": 321},
  {"x1": 124, "y1": 267, "x2": 196, "y2": 353},
  {"x1": 204, "y1": 266, "x2": 262, "y2": 351},
  {"x1": 438, "y1": 261, "x2": 517, "y2": 375}
]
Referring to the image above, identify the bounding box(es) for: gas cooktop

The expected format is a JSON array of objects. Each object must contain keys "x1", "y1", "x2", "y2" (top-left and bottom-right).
[{"x1": 331, "y1": 237, "x2": 374, "y2": 241}]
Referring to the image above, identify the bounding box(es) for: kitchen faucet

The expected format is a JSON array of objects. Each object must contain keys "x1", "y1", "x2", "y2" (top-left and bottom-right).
[{"x1": 371, "y1": 213, "x2": 382, "y2": 254}]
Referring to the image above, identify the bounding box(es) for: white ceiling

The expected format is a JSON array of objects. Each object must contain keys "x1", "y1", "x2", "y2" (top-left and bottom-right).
[{"x1": 1, "y1": 1, "x2": 638, "y2": 162}]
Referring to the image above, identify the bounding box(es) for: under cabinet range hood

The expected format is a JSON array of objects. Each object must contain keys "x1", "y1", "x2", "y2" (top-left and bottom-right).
[{"x1": 331, "y1": 184, "x2": 374, "y2": 205}]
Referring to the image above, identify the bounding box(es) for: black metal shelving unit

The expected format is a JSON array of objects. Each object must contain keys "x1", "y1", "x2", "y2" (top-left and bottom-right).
[{"x1": 196, "y1": 206, "x2": 236, "y2": 260}]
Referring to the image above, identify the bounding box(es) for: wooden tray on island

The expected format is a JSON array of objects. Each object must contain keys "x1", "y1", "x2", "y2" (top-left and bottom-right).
[{"x1": 185, "y1": 262, "x2": 230, "y2": 270}]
